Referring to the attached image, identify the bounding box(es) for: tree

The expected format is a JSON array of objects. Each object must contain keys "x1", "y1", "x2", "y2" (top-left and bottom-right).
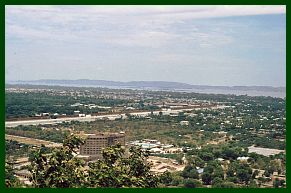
[
  {"x1": 212, "y1": 177, "x2": 229, "y2": 188},
  {"x1": 181, "y1": 165, "x2": 199, "y2": 179},
  {"x1": 29, "y1": 134, "x2": 160, "y2": 188},
  {"x1": 87, "y1": 144, "x2": 159, "y2": 188},
  {"x1": 221, "y1": 147, "x2": 239, "y2": 160},
  {"x1": 212, "y1": 177, "x2": 223, "y2": 186},
  {"x1": 219, "y1": 182, "x2": 236, "y2": 188},
  {"x1": 264, "y1": 170, "x2": 271, "y2": 177},
  {"x1": 184, "y1": 179, "x2": 202, "y2": 188},
  {"x1": 272, "y1": 178, "x2": 285, "y2": 188},
  {"x1": 5, "y1": 157, "x2": 22, "y2": 188},
  {"x1": 202, "y1": 172, "x2": 212, "y2": 185},
  {"x1": 186, "y1": 154, "x2": 204, "y2": 167},
  {"x1": 204, "y1": 165, "x2": 214, "y2": 174},
  {"x1": 248, "y1": 180, "x2": 258, "y2": 188},
  {"x1": 273, "y1": 178, "x2": 280, "y2": 188},
  {"x1": 213, "y1": 169, "x2": 224, "y2": 179},
  {"x1": 227, "y1": 161, "x2": 252, "y2": 185},
  {"x1": 227, "y1": 176, "x2": 239, "y2": 183},
  {"x1": 29, "y1": 134, "x2": 87, "y2": 188},
  {"x1": 279, "y1": 180, "x2": 286, "y2": 188},
  {"x1": 237, "y1": 169, "x2": 251, "y2": 184},
  {"x1": 199, "y1": 152, "x2": 214, "y2": 161},
  {"x1": 171, "y1": 172, "x2": 184, "y2": 186},
  {"x1": 159, "y1": 171, "x2": 173, "y2": 186},
  {"x1": 227, "y1": 161, "x2": 240, "y2": 177}
]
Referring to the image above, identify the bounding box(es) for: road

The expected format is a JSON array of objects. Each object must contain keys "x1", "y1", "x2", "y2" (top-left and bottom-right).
[{"x1": 5, "y1": 105, "x2": 222, "y2": 128}]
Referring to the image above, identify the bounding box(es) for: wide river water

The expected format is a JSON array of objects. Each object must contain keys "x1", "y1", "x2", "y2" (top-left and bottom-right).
[{"x1": 15, "y1": 83, "x2": 285, "y2": 99}]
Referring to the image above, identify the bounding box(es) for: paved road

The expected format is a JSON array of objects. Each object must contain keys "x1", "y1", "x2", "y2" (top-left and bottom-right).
[{"x1": 5, "y1": 106, "x2": 220, "y2": 128}]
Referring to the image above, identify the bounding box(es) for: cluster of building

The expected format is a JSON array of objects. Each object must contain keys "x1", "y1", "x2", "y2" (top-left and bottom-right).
[
  {"x1": 128, "y1": 139, "x2": 183, "y2": 155},
  {"x1": 71, "y1": 103, "x2": 112, "y2": 110}
]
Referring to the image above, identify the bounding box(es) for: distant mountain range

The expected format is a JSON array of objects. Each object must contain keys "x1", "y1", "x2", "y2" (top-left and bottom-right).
[{"x1": 7, "y1": 79, "x2": 286, "y2": 97}]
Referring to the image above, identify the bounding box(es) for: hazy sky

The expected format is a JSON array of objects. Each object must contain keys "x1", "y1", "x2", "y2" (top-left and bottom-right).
[{"x1": 5, "y1": 5, "x2": 286, "y2": 86}]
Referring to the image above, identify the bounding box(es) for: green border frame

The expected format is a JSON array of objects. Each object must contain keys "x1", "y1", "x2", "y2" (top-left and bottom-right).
[{"x1": 1, "y1": 1, "x2": 288, "y2": 193}]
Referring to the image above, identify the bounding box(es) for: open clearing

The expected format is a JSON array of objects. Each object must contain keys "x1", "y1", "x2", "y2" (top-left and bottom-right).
[{"x1": 5, "y1": 134, "x2": 62, "y2": 147}]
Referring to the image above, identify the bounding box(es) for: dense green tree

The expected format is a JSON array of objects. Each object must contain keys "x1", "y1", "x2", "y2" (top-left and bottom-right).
[
  {"x1": 181, "y1": 165, "x2": 199, "y2": 179},
  {"x1": 202, "y1": 172, "x2": 212, "y2": 185},
  {"x1": 279, "y1": 180, "x2": 286, "y2": 188},
  {"x1": 192, "y1": 156, "x2": 205, "y2": 168},
  {"x1": 212, "y1": 177, "x2": 237, "y2": 188},
  {"x1": 29, "y1": 134, "x2": 87, "y2": 188},
  {"x1": 171, "y1": 172, "x2": 184, "y2": 186},
  {"x1": 213, "y1": 169, "x2": 224, "y2": 179},
  {"x1": 272, "y1": 178, "x2": 285, "y2": 188},
  {"x1": 248, "y1": 180, "x2": 258, "y2": 188},
  {"x1": 88, "y1": 145, "x2": 159, "y2": 188},
  {"x1": 227, "y1": 176, "x2": 239, "y2": 183},
  {"x1": 264, "y1": 170, "x2": 271, "y2": 177},
  {"x1": 204, "y1": 165, "x2": 214, "y2": 174},
  {"x1": 273, "y1": 178, "x2": 280, "y2": 188},
  {"x1": 221, "y1": 147, "x2": 239, "y2": 160},
  {"x1": 218, "y1": 182, "x2": 236, "y2": 188},
  {"x1": 199, "y1": 152, "x2": 214, "y2": 161},
  {"x1": 29, "y1": 134, "x2": 160, "y2": 188},
  {"x1": 212, "y1": 177, "x2": 223, "y2": 186},
  {"x1": 237, "y1": 169, "x2": 252, "y2": 184},
  {"x1": 184, "y1": 179, "x2": 202, "y2": 188},
  {"x1": 159, "y1": 171, "x2": 173, "y2": 186}
]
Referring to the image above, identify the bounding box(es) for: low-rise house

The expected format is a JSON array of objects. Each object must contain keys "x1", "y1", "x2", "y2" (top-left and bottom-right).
[
  {"x1": 149, "y1": 148, "x2": 164, "y2": 154},
  {"x1": 237, "y1": 156, "x2": 250, "y2": 162},
  {"x1": 180, "y1": 121, "x2": 189, "y2": 126}
]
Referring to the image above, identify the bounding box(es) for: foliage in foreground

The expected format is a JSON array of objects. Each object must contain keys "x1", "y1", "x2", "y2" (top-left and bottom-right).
[
  {"x1": 28, "y1": 134, "x2": 159, "y2": 188},
  {"x1": 5, "y1": 158, "x2": 23, "y2": 188}
]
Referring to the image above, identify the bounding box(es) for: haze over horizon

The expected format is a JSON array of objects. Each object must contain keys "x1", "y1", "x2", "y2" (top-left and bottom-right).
[
  {"x1": 5, "y1": 6, "x2": 286, "y2": 87},
  {"x1": 8, "y1": 78, "x2": 286, "y2": 88}
]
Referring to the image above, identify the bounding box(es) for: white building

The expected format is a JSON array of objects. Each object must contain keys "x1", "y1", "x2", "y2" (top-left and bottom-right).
[{"x1": 180, "y1": 121, "x2": 189, "y2": 126}]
